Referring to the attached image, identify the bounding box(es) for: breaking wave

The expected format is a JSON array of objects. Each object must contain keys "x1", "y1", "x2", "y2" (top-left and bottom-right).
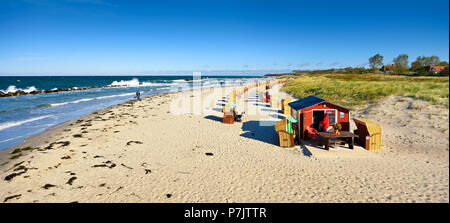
[
  {"x1": 0, "y1": 115, "x2": 53, "y2": 131},
  {"x1": 50, "y1": 92, "x2": 136, "y2": 107},
  {"x1": 1, "y1": 85, "x2": 38, "y2": 93},
  {"x1": 109, "y1": 78, "x2": 174, "y2": 87}
]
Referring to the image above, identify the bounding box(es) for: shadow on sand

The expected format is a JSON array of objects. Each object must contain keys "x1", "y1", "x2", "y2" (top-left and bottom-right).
[
  {"x1": 298, "y1": 143, "x2": 313, "y2": 157},
  {"x1": 240, "y1": 120, "x2": 277, "y2": 145},
  {"x1": 204, "y1": 115, "x2": 222, "y2": 122},
  {"x1": 261, "y1": 108, "x2": 279, "y2": 113},
  {"x1": 253, "y1": 103, "x2": 269, "y2": 107},
  {"x1": 269, "y1": 114, "x2": 285, "y2": 119},
  {"x1": 300, "y1": 139, "x2": 349, "y2": 151}
]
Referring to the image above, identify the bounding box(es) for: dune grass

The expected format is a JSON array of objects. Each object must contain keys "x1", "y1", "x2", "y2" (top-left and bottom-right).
[{"x1": 281, "y1": 73, "x2": 449, "y2": 108}]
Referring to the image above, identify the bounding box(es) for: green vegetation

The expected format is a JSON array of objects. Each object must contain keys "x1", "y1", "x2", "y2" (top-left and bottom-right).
[
  {"x1": 292, "y1": 67, "x2": 377, "y2": 75},
  {"x1": 393, "y1": 54, "x2": 410, "y2": 73},
  {"x1": 411, "y1": 56, "x2": 441, "y2": 71},
  {"x1": 273, "y1": 53, "x2": 448, "y2": 106},
  {"x1": 281, "y1": 73, "x2": 449, "y2": 108},
  {"x1": 291, "y1": 54, "x2": 448, "y2": 77},
  {"x1": 275, "y1": 74, "x2": 297, "y2": 79},
  {"x1": 332, "y1": 123, "x2": 342, "y2": 130},
  {"x1": 369, "y1": 54, "x2": 384, "y2": 69}
]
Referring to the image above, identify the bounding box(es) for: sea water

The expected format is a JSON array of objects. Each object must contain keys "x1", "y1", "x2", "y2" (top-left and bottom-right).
[{"x1": 0, "y1": 75, "x2": 260, "y2": 150}]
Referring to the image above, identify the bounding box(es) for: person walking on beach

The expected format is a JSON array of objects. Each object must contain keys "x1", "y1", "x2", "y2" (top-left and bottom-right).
[{"x1": 136, "y1": 90, "x2": 141, "y2": 100}]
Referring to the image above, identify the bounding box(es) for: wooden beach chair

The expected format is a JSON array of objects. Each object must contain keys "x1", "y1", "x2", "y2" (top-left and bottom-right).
[
  {"x1": 306, "y1": 127, "x2": 319, "y2": 142},
  {"x1": 353, "y1": 118, "x2": 382, "y2": 150},
  {"x1": 223, "y1": 112, "x2": 234, "y2": 124},
  {"x1": 277, "y1": 130, "x2": 295, "y2": 147}
]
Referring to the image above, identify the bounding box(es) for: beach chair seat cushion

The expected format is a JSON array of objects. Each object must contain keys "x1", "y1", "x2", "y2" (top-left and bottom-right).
[{"x1": 307, "y1": 127, "x2": 319, "y2": 142}]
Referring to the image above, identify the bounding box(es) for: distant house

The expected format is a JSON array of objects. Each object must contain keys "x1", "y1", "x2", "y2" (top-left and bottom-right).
[
  {"x1": 380, "y1": 64, "x2": 395, "y2": 72},
  {"x1": 426, "y1": 66, "x2": 448, "y2": 73},
  {"x1": 415, "y1": 66, "x2": 449, "y2": 73}
]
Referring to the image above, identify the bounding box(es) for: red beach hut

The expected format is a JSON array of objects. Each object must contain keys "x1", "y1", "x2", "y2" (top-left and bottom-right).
[{"x1": 288, "y1": 95, "x2": 350, "y2": 140}]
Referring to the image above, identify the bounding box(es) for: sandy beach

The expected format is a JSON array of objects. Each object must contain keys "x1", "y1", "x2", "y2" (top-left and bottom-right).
[{"x1": 0, "y1": 83, "x2": 448, "y2": 203}]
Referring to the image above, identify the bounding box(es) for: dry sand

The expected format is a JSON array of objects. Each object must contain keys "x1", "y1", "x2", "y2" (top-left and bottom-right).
[{"x1": 0, "y1": 84, "x2": 448, "y2": 203}]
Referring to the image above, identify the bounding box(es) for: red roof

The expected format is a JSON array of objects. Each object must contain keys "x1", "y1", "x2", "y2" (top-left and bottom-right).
[{"x1": 428, "y1": 66, "x2": 448, "y2": 72}]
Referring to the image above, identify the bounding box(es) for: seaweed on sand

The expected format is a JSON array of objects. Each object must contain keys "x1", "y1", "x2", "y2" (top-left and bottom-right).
[{"x1": 10, "y1": 147, "x2": 38, "y2": 154}]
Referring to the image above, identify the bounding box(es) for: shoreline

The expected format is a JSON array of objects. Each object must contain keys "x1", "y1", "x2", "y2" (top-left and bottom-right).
[
  {"x1": 0, "y1": 79, "x2": 268, "y2": 162},
  {"x1": 0, "y1": 91, "x2": 176, "y2": 165},
  {"x1": 0, "y1": 77, "x2": 268, "y2": 153}
]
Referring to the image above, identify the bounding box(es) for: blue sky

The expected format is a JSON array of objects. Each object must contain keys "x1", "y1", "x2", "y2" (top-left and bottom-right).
[{"x1": 0, "y1": 0, "x2": 448, "y2": 75}]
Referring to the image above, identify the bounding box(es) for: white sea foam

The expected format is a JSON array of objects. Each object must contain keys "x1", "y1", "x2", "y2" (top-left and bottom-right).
[
  {"x1": 109, "y1": 78, "x2": 175, "y2": 87},
  {"x1": 50, "y1": 92, "x2": 136, "y2": 107},
  {"x1": 1, "y1": 85, "x2": 38, "y2": 93},
  {"x1": 0, "y1": 115, "x2": 53, "y2": 131},
  {"x1": 111, "y1": 78, "x2": 140, "y2": 86},
  {"x1": 0, "y1": 135, "x2": 24, "y2": 143}
]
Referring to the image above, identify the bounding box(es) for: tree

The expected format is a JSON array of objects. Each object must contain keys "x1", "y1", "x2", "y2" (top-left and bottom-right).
[
  {"x1": 411, "y1": 56, "x2": 443, "y2": 72},
  {"x1": 428, "y1": 56, "x2": 440, "y2": 66},
  {"x1": 440, "y1": 67, "x2": 449, "y2": 76},
  {"x1": 438, "y1": 61, "x2": 449, "y2": 66},
  {"x1": 369, "y1": 54, "x2": 384, "y2": 69},
  {"x1": 393, "y1": 54, "x2": 409, "y2": 73},
  {"x1": 411, "y1": 60, "x2": 423, "y2": 71}
]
